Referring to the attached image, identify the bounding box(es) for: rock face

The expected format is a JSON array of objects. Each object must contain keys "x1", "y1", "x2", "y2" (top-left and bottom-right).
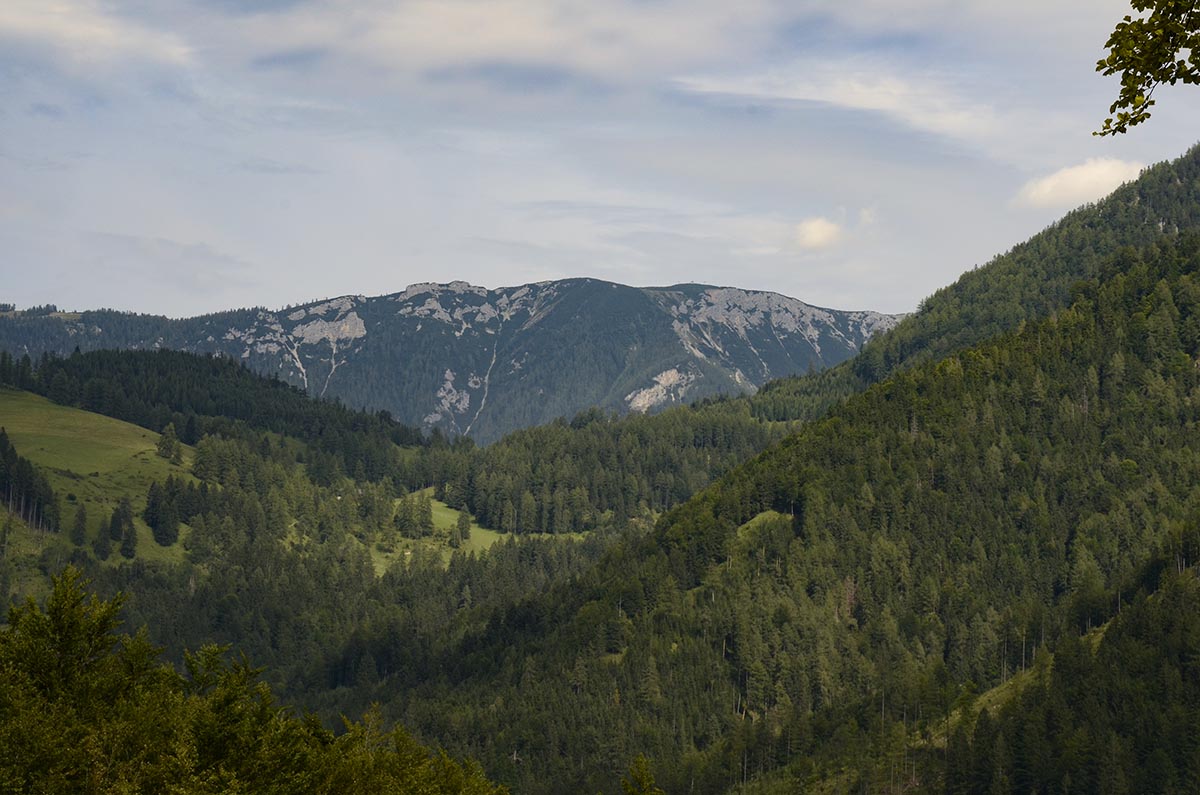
[{"x1": 0, "y1": 279, "x2": 901, "y2": 442}]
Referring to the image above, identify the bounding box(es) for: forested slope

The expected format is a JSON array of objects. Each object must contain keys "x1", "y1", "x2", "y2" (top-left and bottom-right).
[
  {"x1": 5, "y1": 148, "x2": 1200, "y2": 543},
  {"x1": 0, "y1": 568, "x2": 507, "y2": 794},
  {"x1": 361, "y1": 233, "x2": 1200, "y2": 792},
  {"x1": 1, "y1": 147, "x2": 1199, "y2": 794},
  {"x1": 946, "y1": 571, "x2": 1200, "y2": 794}
]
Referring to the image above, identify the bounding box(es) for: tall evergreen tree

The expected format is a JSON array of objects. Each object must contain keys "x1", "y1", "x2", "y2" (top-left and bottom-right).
[
  {"x1": 120, "y1": 521, "x2": 137, "y2": 559},
  {"x1": 92, "y1": 525, "x2": 111, "y2": 561},
  {"x1": 70, "y1": 503, "x2": 87, "y2": 547},
  {"x1": 156, "y1": 422, "x2": 181, "y2": 461}
]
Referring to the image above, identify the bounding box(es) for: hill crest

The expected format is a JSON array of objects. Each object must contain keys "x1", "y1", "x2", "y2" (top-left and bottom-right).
[{"x1": 0, "y1": 279, "x2": 901, "y2": 442}]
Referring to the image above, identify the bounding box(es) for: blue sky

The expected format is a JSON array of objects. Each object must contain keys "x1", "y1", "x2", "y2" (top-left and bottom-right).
[{"x1": 2, "y1": 0, "x2": 1198, "y2": 317}]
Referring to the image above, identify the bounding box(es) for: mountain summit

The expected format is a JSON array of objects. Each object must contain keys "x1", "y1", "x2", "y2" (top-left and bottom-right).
[{"x1": 0, "y1": 278, "x2": 900, "y2": 441}]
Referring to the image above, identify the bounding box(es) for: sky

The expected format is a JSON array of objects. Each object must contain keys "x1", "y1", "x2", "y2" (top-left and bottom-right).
[{"x1": 2, "y1": 1, "x2": 1198, "y2": 318}]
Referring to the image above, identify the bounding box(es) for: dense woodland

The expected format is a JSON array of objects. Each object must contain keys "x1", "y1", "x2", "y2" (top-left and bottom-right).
[
  {"x1": 0, "y1": 429, "x2": 60, "y2": 535},
  {"x1": 2, "y1": 346, "x2": 795, "y2": 537},
  {"x1": 946, "y1": 571, "x2": 1200, "y2": 794},
  {"x1": 0, "y1": 568, "x2": 507, "y2": 794},
  {"x1": 1, "y1": 147, "x2": 1200, "y2": 793},
  {"x1": 344, "y1": 234, "x2": 1200, "y2": 793}
]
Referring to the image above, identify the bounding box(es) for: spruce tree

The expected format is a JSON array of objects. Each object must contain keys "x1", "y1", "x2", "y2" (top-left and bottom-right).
[
  {"x1": 70, "y1": 503, "x2": 87, "y2": 547},
  {"x1": 0, "y1": 513, "x2": 11, "y2": 559},
  {"x1": 92, "y1": 526, "x2": 111, "y2": 561},
  {"x1": 394, "y1": 495, "x2": 415, "y2": 538},
  {"x1": 154, "y1": 504, "x2": 178, "y2": 546},
  {"x1": 120, "y1": 521, "x2": 137, "y2": 559},
  {"x1": 157, "y1": 422, "x2": 181, "y2": 461},
  {"x1": 456, "y1": 510, "x2": 472, "y2": 544},
  {"x1": 419, "y1": 492, "x2": 434, "y2": 535}
]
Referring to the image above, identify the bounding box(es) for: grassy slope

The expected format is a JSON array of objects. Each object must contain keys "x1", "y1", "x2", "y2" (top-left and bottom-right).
[
  {"x1": 368, "y1": 488, "x2": 583, "y2": 573},
  {"x1": 369, "y1": 488, "x2": 507, "y2": 573},
  {"x1": 0, "y1": 389, "x2": 581, "y2": 591},
  {"x1": 0, "y1": 388, "x2": 192, "y2": 598}
]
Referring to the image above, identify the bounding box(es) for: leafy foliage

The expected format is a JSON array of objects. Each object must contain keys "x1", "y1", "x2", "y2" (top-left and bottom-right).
[
  {"x1": 0, "y1": 568, "x2": 507, "y2": 794},
  {"x1": 1097, "y1": 0, "x2": 1200, "y2": 134}
]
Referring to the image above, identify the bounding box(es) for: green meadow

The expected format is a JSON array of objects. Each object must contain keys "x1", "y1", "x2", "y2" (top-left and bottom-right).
[{"x1": 0, "y1": 389, "x2": 192, "y2": 596}]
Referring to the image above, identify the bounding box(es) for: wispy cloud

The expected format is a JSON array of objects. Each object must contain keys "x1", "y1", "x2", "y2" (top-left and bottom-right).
[
  {"x1": 1015, "y1": 158, "x2": 1145, "y2": 209},
  {"x1": 0, "y1": 1, "x2": 190, "y2": 65},
  {"x1": 2, "y1": 0, "x2": 1196, "y2": 319},
  {"x1": 679, "y1": 63, "x2": 997, "y2": 140}
]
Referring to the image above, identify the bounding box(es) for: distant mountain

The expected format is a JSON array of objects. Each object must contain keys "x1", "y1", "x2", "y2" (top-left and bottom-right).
[{"x1": 0, "y1": 279, "x2": 900, "y2": 442}]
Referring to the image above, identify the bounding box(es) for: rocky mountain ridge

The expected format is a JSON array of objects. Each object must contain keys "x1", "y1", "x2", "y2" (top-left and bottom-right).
[{"x1": 0, "y1": 278, "x2": 901, "y2": 442}]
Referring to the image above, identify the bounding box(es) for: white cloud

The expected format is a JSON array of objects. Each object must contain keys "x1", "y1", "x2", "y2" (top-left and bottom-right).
[
  {"x1": 1015, "y1": 158, "x2": 1144, "y2": 209},
  {"x1": 209, "y1": 0, "x2": 785, "y2": 85},
  {"x1": 0, "y1": 1, "x2": 189, "y2": 64},
  {"x1": 794, "y1": 217, "x2": 843, "y2": 250},
  {"x1": 678, "y1": 66, "x2": 999, "y2": 145}
]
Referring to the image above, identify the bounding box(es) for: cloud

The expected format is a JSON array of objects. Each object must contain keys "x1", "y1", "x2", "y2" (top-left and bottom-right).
[
  {"x1": 197, "y1": 0, "x2": 786, "y2": 86},
  {"x1": 1015, "y1": 158, "x2": 1144, "y2": 209},
  {"x1": 0, "y1": 1, "x2": 189, "y2": 65},
  {"x1": 676, "y1": 63, "x2": 999, "y2": 146},
  {"x1": 794, "y1": 217, "x2": 843, "y2": 249}
]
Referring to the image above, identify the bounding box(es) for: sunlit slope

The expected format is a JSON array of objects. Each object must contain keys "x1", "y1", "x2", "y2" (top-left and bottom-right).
[{"x1": 0, "y1": 388, "x2": 191, "y2": 594}]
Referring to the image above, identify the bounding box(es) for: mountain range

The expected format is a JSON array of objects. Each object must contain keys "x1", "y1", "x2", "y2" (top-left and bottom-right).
[
  {"x1": 0, "y1": 279, "x2": 900, "y2": 442},
  {"x1": 4, "y1": 145, "x2": 1200, "y2": 794}
]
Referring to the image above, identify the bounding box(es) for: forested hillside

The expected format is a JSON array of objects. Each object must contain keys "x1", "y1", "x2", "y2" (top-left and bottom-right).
[
  {"x1": 0, "y1": 568, "x2": 507, "y2": 794},
  {"x1": 348, "y1": 233, "x2": 1200, "y2": 792},
  {"x1": 947, "y1": 571, "x2": 1200, "y2": 794},
  {"x1": 2, "y1": 148, "x2": 1200, "y2": 794}
]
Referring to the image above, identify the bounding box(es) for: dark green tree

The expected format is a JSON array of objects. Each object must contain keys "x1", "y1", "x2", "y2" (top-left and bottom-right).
[
  {"x1": 107, "y1": 509, "x2": 123, "y2": 542},
  {"x1": 70, "y1": 503, "x2": 87, "y2": 547},
  {"x1": 156, "y1": 421, "x2": 181, "y2": 462},
  {"x1": 119, "y1": 521, "x2": 136, "y2": 559},
  {"x1": 91, "y1": 525, "x2": 111, "y2": 561}
]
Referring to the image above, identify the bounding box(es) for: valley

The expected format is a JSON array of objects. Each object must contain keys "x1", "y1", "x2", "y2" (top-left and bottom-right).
[{"x1": 4, "y1": 145, "x2": 1200, "y2": 793}]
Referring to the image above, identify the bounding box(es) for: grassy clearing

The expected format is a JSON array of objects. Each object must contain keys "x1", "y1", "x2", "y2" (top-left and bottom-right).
[
  {"x1": 0, "y1": 389, "x2": 192, "y2": 598},
  {"x1": 367, "y1": 488, "x2": 500, "y2": 573},
  {"x1": 366, "y1": 488, "x2": 582, "y2": 573}
]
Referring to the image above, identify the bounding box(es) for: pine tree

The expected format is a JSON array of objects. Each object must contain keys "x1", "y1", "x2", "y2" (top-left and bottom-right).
[
  {"x1": 108, "y1": 509, "x2": 123, "y2": 541},
  {"x1": 120, "y1": 521, "x2": 137, "y2": 559},
  {"x1": 419, "y1": 492, "x2": 434, "y2": 536},
  {"x1": 70, "y1": 503, "x2": 87, "y2": 547},
  {"x1": 92, "y1": 526, "x2": 111, "y2": 561},
  {"x1": 157, "y1": 422, "x2": 181, "y2": 461},
  {"x1": 456, "y1": 510, "x2": 472, "y2": 543},
  {"x1": 0, "y1": 513, "x2": 11, "y2": 559}
]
